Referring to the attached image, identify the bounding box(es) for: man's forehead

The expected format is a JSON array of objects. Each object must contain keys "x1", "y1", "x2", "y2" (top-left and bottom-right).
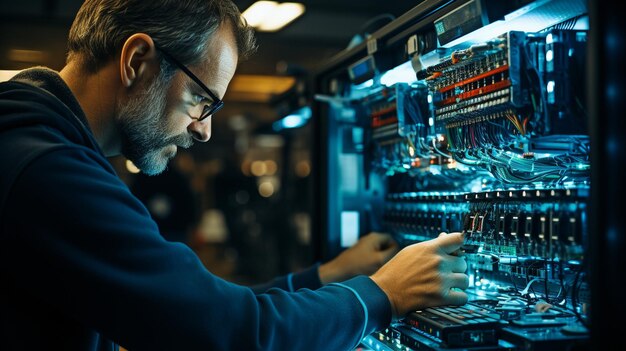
[{"x1": 196, "y1": 25, "x2": 239, "y2": 96}]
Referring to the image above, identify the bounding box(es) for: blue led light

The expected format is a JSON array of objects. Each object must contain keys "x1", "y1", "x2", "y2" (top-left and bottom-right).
[{"x1": 272, "y1": 106, "x2": 312, "y2": 131}]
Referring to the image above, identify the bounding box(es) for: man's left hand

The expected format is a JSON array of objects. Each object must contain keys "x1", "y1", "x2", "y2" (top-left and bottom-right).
[{"x1": 319, "y1": 232, "x2": 399, "y2": 284}]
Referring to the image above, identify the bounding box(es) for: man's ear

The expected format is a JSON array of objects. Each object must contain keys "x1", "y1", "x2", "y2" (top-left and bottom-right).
[{"x1": 119, "y1": 33, "x2": 157, "y2": 88}]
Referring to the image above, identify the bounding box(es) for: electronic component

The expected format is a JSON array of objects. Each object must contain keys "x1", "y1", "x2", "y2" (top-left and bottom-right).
[
  {"x1": 315, "y1": 1, "x2": 592, "y2": 350},
  {"x1": 433, "y1": 0, "x2": 531, "y2": 46},
  {"x1": 348, "y1": 56, "x2": 377, "y2": 85},
  {"x1": 403, "y1": 303, "x2": 502, "y2": 347}
]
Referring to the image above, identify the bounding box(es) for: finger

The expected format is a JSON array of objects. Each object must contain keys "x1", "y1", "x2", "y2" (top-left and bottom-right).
[
  {"x1": 435, "y1": 232, "x2": 465, "y2": 254},
  {"x1": 384, "y1": 237, "x2": 399, "y2": 251},
  {"x1": 375, "y1": 233, "x2": 396, "y2": 249},
  {"x1": 444, "y1": 288, "x2": 469, "y2": 306},
  {"x1": 447, "y1": 256, "x2": 467, "y2": 273},
  {"x1": 448, "y1": 273, "x2": 470, "y2": 290}
]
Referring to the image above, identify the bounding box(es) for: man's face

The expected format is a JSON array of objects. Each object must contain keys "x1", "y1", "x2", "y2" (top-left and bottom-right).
[
  {"x1": 117, "y1": 23, "x2": 239, "y2": 175},
  {"x1": 116, "y1": 74, "x2": 192, "y2": 176}
]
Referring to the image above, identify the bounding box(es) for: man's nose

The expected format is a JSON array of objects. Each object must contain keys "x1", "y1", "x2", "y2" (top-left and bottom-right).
[{"x1": 188, "y1": 117, "x2": 212, "y2": 142}]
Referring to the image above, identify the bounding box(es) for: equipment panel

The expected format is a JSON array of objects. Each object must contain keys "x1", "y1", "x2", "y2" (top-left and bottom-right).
[{"x1": 313, "y1": 0, "x2": 591, "y2": 349}]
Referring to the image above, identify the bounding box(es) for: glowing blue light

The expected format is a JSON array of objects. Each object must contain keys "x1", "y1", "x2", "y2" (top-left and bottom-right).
[
  {"x1": 546, "y1": 81, "x2": 555, "y2": 93},
  {"x1": 380, "y1": 60, "x2": 417, "y2": 87},
  {"x1": 273, "y1": 106, "x2": 312, "y2": 131},
  {"x1": 354, "y1": 79, "x2": 374, "y2": 89},
  {"x1": 283, "y1": 115, "x2": 305, "y2": 128},
  {"x1": 427, "y1": 94, "x2": 433, "y2": 103},
  {"x1": 546, "y1": 49, "x2": 553, "y2": 62},
  {"x1": 456, "y1": 163, "x2": 471, "y2": 171},
  {"x1": 546, "y1": 33, "x2": 554, "y2": 44}
]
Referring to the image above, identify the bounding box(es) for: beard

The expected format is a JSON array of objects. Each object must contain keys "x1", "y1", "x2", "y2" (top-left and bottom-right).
[{"x1": 116, "y1": 75, "x2": 193, "y2": 176}]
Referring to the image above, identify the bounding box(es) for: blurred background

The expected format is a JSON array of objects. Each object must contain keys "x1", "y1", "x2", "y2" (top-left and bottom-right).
[{"x1": 0, "y1": 0, "x2": 419, "y2": 285}]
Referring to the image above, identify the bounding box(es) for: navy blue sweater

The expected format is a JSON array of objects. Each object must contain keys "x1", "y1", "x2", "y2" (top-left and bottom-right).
[{"x1": 0, "y1": 68, "x2": 391, "y2": 351}]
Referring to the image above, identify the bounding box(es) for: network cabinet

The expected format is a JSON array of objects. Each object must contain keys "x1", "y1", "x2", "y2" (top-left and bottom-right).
[{"x1": 311, "y1": 0, "x2": 624, "y2": 349}]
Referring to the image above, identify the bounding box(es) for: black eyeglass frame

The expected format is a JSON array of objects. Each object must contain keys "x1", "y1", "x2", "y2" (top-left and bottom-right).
[{"x1": 157, "y1": 47, "x2": 224, "y2": 121}]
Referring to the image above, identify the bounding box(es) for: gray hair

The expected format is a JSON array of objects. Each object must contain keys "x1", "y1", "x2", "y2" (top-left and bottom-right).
[{"x1": 67, "y1": 0, "x2": 257, "y2": 73}]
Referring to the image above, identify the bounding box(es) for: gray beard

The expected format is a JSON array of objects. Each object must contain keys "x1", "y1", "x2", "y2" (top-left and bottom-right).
[{"x1": 116, "y1": 76, "x2": 193, "y2": 176}]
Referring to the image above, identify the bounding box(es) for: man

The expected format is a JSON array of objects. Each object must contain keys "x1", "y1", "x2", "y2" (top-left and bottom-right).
[{"x1": 0, "y1": 1, "x2": 469, "y2": 350}]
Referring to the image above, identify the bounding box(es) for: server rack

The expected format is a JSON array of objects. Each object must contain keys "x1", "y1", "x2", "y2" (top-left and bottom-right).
[{"x1": 311, "y1": 0, "x2": 624, "y2": 349}]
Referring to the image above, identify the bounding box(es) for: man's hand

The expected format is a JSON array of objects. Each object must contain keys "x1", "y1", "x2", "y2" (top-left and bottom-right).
[
  {"x1": 370, "y1": 232, "x2": 469, "y2": 320},
  {"x1": 319, "y1": 232, "x2": 399, "y2": 284}
]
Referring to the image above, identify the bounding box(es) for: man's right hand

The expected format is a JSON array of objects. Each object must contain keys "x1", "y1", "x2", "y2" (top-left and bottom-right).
[{"x1": 370, "y1": 232, "x2": 469, "y2": 320}]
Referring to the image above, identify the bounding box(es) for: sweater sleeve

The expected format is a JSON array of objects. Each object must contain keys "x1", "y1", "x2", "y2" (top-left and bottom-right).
[
  {"x1": 250, "y1": 263, "x2": 323, "y2": 294},
  {"x1": 3, "y1": 148, "x2": 392, "y2": 351}
]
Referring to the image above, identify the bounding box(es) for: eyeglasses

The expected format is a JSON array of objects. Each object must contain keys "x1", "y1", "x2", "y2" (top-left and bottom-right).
[{"x1": 157, "y1": 47, "x2": 224, "y2": 121}]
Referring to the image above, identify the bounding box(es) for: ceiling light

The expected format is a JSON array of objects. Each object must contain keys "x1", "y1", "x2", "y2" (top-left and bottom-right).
[
  {"x1": 242, "y1": 1, "x2": 277, "y2": 27},
  {"x1": 7, "y1": 49, "x2": 47, "y2": 63},
  {"x1": 242, "y1": 1, "x2": 305, "y2": 32},
  {"x1": 226, "y1": 74, "x2": 295, "y2": 103}
]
